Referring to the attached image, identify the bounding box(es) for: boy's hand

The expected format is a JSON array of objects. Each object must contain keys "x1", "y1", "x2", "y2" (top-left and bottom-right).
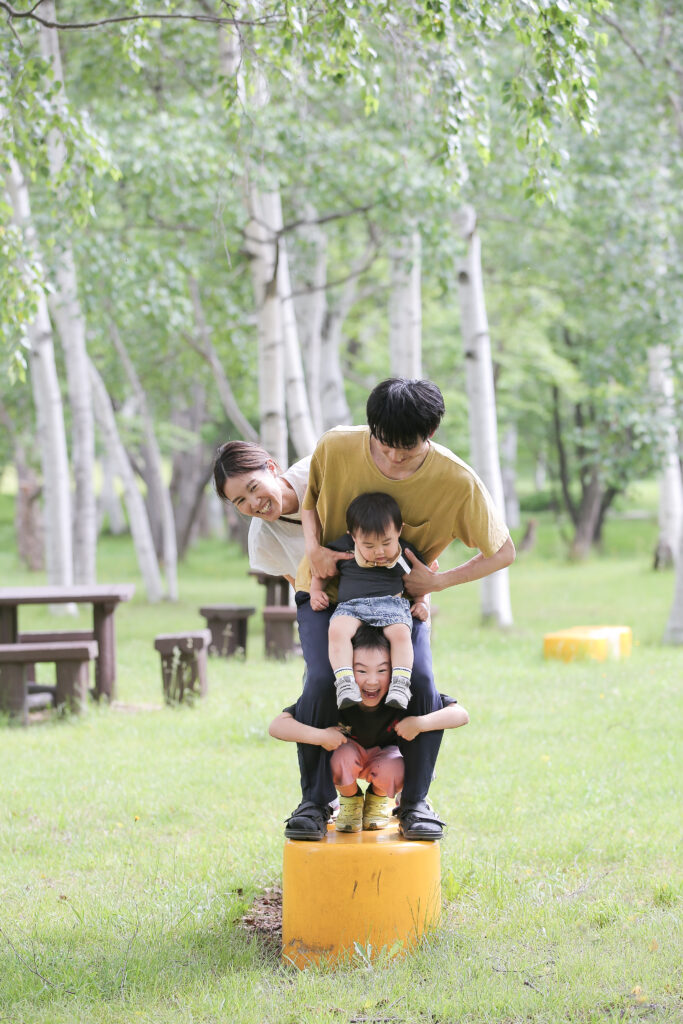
[
  {"x1": 394, "y1": 716, "x2": 423, "y2": 741},
  {"x1": 319, "y1": 727, "x2": 348, "y2": 751},
  {"x1": 410, "y1": 600, "x2": 429, "y2": 621},
  {"x1": 310, "y1": 590, "x2": 329, "y2": 611}
]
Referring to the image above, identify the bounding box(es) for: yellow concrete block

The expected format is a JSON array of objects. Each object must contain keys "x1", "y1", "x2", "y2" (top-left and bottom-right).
[
  {"x1": 282, "y1": 822, "x2": 441, "y2": 969},
  {"x1": 543, "y1": 625, "x2": 632, "y2": 662}
]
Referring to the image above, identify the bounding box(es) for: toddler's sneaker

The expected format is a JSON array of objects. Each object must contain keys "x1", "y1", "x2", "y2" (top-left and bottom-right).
[
  {"x1": 334, "y1": 669, "x2": 362, "y2": 709},
  {"x1": 335, "y1": 792, "x2": 364, "y2": 833},
  {"x1": 363, "y1": 790, "x2": 393, "y2": 831},
  {"x1": 385, "y1": 668, "x2": 412, "y2": 710}
]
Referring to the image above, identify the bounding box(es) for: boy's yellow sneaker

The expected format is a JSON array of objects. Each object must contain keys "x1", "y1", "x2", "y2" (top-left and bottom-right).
[
  {"x1": 335, "y1": 793, "x2": 364, "y2": 833},
  {"x1": 363, "y1": 790, "x2": 393, "y2": 831}
]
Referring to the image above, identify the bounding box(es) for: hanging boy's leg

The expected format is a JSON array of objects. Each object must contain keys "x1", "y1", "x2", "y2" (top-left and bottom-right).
[
  {"x1": 394, "y1": 617, "x2": 446, "y2": 840},
  {"x1": 284, "y1": 594, "x2": 338, "y2": 840}
]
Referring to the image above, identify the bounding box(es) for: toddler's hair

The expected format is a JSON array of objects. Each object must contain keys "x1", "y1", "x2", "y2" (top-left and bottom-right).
[
  {"x1": 346, "y1": 492, "x2": 402, "y2": 537},
  {"x1": 351, "y1": 623, "x2": 391, "y2": 654}
]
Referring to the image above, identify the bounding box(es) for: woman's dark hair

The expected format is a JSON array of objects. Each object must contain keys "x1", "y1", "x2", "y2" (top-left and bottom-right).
[
  {"x1": 213, "y1": 441, "x2": 277, "y2": 502},
  {"x1": 346, "y1": 492, "x2": 402, "y2": 537},
  {"x1": 366, "y1": 378, "x2": 445, "y2": 448},
  {"x1": 351, "y1": 623, "x2": 391, "y2": 654}
]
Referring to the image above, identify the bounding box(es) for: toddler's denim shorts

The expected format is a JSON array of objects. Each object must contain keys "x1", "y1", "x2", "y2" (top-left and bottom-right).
[{"x1": 331, "y1": 594, "x2": 412, "y2": 630}]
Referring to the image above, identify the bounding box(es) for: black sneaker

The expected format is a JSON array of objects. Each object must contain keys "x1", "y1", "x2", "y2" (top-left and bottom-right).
[{"x1": 284, "y1": 800, "x2": 331, "y2": 841}]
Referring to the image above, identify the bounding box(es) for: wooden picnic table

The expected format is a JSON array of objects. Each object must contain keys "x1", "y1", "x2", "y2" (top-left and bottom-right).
[
  {"x1": 248, "y1": 570, "x2": 291, "y2": 607},
  {"x1": 0, "y1": 584, "x2": 135, "y2": 701}
]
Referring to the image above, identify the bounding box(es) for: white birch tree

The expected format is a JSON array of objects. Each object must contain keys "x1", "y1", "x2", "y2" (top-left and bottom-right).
[
  {"x1": 456, "y1": 205, "x2": 513, "y2": 627},
  {"x1": 389, "y1": 231, "x2": 422, "y2": 379},
  {"x1": 88, "y1": 360, "x2": 163, "y2": 603},
  {"x1": 648, "y1": 345, "x2": 682, "y2": 569},
  {"x1": 4, "y1": 154, "x2": 74, "y2": 591},
  {"x1": 38, "y1": 1, "x2": 96, "y2": 584},
  {"x1": 108, "y1": 321, "x2": 178, "y2": 600}
]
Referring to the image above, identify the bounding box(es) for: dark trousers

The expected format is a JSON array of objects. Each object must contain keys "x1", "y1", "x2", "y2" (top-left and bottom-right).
[{"x1": 294, "y1": 594, "x2": 443, "y2": 807}]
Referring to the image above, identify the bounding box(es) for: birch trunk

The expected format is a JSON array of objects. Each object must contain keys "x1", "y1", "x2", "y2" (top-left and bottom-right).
[
  {"x1": 5, "y1": 155, "x2": 74, "y2": 590},
  {"x1": 663, "y1": 528, "x2": 683, "y2": 643},
  {"x1": 456, "y1": 206, "x2": 513, "y2": 627},
  {"x1": 98, "y1": 453, "x2": 127, "y2": 535},
  {"x1": 187, "y1": 277, "x2": 258, "y2": 443},
  {"x1": 169, "y1": 384, "x2": 215, "y2": 559},
  {"x1": 39, "y1": 5, "x2": 96, "y2": 584},
  {"x1": 500, "y1": 425, "x2": 521, "y2": 530},
  {"x1": 293, "y1": 209, "x2": 327, "y2": 437},
  {"x1": 89, "y1": 360, "x2": 163, "y2": 602},
  {"x1": 109, "y1": 322, "x2": 178, "y2": 600},
  {"x1": 648, "y1": 345, "x2": 682, "y2": 569},
  {"x1": 389, "y1": 231, "x2": 422, "y2": 379},
  {"x1": 319, "y1": 240, "x2": 377, "y2": 430}
]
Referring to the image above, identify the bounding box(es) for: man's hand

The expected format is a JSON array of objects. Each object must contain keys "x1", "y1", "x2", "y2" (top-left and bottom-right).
[
  {"x1": 403, "y1": 550, "x2": 441, "y2": 598},
  {"x1": 310, "y1": 589, "x2": 330, "y2": 612},
  {"x1": 309, "y1": 544, "x2": 354, "y2": 579},
  {"x1": 410, "y1": 599, "x2": 429, "y2": 621},
  {"x1": 394, "y1": 715, "x2": 423, "y2": 741},
  {"x1": 319, "y1": 727, "x2": 348, "y2": 751}
]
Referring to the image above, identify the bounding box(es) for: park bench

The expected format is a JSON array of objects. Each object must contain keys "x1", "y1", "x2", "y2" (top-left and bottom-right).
[
  {"x1": 0, "y1": 640, "x2": 99, "y2": 725},
  {"x1": 199, "y1": 604, "x2": 255, "y2": 657},
  {"x1": 154, "y1": 630, "x2": 211, "y2": 705},
  {"x1": 263, "y1": 605, "x2": 299, "y2": 659}
]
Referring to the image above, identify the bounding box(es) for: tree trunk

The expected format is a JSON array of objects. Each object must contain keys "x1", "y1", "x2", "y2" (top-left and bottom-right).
[
  {"x1": 663, "y1": 524, "x2": 683, "y2": 643},
  {"x1": 457, "y1": 206, "x2": 513, "y2": 627},
  {"x1": 169, "y1": 384, "x2": 215, "y2": 560},
  {"x1": 39, "y1": 5, "x2": 97, "y2": 585},
  {"x1": 187, "y1": 276, "x2": 258, "y2": 443},
  {"x1": 500, "y1": 424, "x2": 521, "y2": 530},
  {"x1": 570, "y1": 468, "x2": 604, "y2": 559},
  {"x1": 649, "y1": 345, "x2": 682, "y2": 569},
  {"x1": 389, "y1": 231, "x2": 422, "y2": 378},
  {"x1": 108, "y1": 320, "x2": 178, "y2": 600},
  {"x1": 5, "y1": 155, "x2": 74, "y2": 590},
  {"x1": 98, "y1": 453, "x2": 127, "y2": 535},
  {"x1": 89, "y1": 360, "x2": 164, "y2": 602},
  {"x1": 319, "y1": 240, "x2": 377, "y2": 430},
  {"x1": 293, "y1": 208, "x2": 327, "y2": 437}
]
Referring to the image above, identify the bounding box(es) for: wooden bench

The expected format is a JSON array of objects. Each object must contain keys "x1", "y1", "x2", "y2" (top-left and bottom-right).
[
  {"x1": 154, "y1": 630, "x2": 211, "y2": 705},
  {"x1": 0, "y1": 641, "x2": 98, "y2": 725},
  {"x1": 263, "y1": 605, "x2": 299, "y2": 659},
  {"x1": 199, "y1": 605, "x2": 255, "y2": 657}
]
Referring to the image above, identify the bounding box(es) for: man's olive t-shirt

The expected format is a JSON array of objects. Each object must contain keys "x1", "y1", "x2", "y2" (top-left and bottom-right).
[{"x1": 295, "y1": 426, "x2": 509, "y2": 596}]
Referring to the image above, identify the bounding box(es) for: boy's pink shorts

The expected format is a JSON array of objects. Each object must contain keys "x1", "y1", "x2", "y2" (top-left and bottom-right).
[{"x1": 330, "y1": 739, "x2": 404, "y2": 797}]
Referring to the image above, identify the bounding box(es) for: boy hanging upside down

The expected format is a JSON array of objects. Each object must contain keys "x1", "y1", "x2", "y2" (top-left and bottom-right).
[{"x1": 269, "y1": 624, "x2": 468, "y2": 834}]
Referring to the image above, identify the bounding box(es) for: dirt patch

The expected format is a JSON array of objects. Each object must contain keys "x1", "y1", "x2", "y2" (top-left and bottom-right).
[{"x1": 241, "y1": 885, "x2": 282, "y2": 956}]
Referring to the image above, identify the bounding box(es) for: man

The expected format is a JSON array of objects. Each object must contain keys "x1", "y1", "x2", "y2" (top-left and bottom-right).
[{"x1": 287, "y1": 378, "x2": 515, "y2": 841}]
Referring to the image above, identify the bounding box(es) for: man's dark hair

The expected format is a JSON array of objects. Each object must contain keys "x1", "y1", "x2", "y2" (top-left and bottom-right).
[
  {"x1": 351, "y1": 623, "x2": 391, "y2": 655},
  {"x1": 366, "y1": 378, "x2": 445, "y2": 448},
  {"x1": 346, "y1": 492, "x2": 402, "y2": 537}
]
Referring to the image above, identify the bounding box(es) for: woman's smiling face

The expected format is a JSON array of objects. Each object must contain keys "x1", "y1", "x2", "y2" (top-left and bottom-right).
[{"x1": 222, "y1": 465, "x2": 284, "y2": 520}]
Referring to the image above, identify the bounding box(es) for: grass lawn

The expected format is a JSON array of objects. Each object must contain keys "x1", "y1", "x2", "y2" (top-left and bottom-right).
[{"x1": 0, "y1": 498, "x2": 680, "y2": 1023}]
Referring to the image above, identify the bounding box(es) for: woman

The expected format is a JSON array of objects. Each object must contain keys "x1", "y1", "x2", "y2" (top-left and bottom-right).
[{"x1": 213, "y1": 440, "x2": 311, "y2": 587}]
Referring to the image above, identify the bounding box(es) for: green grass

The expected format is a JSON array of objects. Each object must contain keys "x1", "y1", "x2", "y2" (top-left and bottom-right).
[{"x1": 0, "y1": 497, "x2": 681, "y2": 1023}]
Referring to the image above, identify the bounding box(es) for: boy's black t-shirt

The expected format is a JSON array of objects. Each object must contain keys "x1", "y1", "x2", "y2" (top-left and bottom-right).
[
  {"x1": 284, "y1": 693, "x2": 456, "y2": 749},
  {"x1": 326, "y1": 534, "x2": 427, "y2": 603}
]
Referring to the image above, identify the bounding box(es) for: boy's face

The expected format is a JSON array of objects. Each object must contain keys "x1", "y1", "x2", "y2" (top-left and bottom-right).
[
  {"x1": 351, "y1": 525, "x2": 401, "y2": 565},
  {"x1": 352, "y1": 646, "x2": 391, "y2": 707}
]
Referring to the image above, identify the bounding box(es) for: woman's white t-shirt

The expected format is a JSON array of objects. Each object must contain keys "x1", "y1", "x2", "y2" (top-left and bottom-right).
[{"x1": 247, "y1": 456, "x2": 311, "y2": 578}]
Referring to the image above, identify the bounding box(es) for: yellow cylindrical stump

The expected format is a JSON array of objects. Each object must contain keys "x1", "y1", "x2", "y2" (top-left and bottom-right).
[
  {"x1": 543, "y1": 625, "x2": 632, "y2": 662},
  {"x1": 282, "y1": 822, "x2": 441, "y2": 969}
]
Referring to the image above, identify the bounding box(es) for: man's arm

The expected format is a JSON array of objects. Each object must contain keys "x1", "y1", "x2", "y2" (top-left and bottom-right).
[
  {"x1": 269, "y1": 711, "x2": 348, "y2": 751},
  {"x1": 403, "y1": 535, "x2": 516, "y2": 599},
  {"x1": 394, "y1": 702, "x2": 469, "y2": 741}
]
